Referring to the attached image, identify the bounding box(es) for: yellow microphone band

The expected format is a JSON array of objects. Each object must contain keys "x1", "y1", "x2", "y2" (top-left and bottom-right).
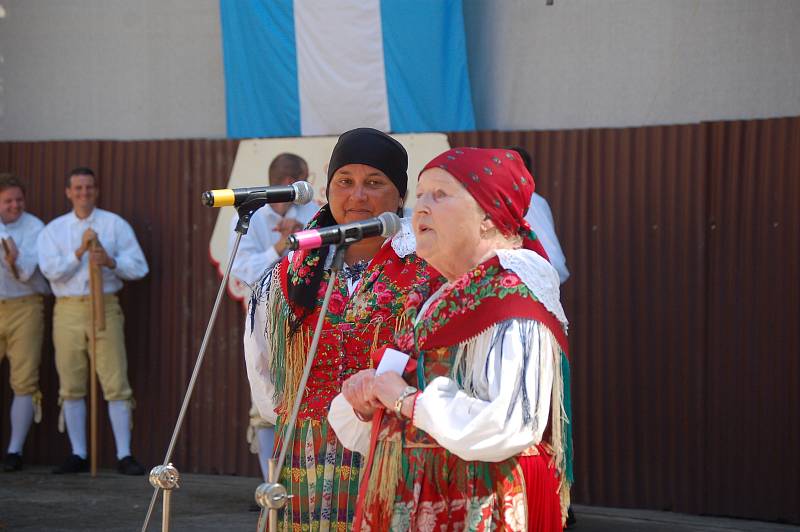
[{"x1": 210, "y1": 189, "x2": 235, "y2": 207}]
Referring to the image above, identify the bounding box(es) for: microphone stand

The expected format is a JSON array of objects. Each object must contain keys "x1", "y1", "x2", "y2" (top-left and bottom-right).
[
  {"x1": 254, "y1": 243, "x2": 349, "y2": 532},
  {"x1": 141, "y1": 200, "x2": 266, "y2": 532}
]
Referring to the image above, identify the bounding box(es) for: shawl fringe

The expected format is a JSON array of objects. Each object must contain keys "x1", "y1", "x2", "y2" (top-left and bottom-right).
[
  {"x1": 267, "y1": 274, "x2": 311, "y2": 413},
  {"x1": 452, "y1": 319, "x2": 572, "y2": 525}
]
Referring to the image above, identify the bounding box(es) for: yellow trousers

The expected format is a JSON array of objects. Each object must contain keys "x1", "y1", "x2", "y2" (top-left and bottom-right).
[
  {"x1": 53, "y1": 294, "x2": 132, "y2": 401},
  {"x1": 0, "y1": 294, "x2": 44, "y2": 395}
]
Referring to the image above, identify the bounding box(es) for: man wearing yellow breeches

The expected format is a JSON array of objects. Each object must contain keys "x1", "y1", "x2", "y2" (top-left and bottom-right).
[
  {"x1": 0, "y1": 174, "x2": 49, "y2": 472},
  {"x1": 38, "y1": 167, "x2": 149, "y2": 475}
]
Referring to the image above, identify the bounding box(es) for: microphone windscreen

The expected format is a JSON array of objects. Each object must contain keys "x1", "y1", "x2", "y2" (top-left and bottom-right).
[
  {"x1": 291, "y1": 181, "x2": 314, "y2": 205},
  {"x1": 377, "y1": 212, "x2": 402, "y2": 238}
]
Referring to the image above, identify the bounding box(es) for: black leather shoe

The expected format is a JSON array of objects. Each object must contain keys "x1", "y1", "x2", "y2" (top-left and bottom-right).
[
  {"x1": 565, "y1": 507, "x2": 577, "y2": 529},
  {"x1": 3, "y1": 452, "x2": 23, "y2": 472},
  {"x1": 117, "y1": 455, "x2": 145, "y2": 475},
  {"x1": 53, "y1": 454, "x2": 89, "y2": 474}
]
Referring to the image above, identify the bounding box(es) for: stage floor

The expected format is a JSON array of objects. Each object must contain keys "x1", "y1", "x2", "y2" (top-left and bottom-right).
[{"x1": 0, "y1": 466, "x2": 797, "y2": 531}]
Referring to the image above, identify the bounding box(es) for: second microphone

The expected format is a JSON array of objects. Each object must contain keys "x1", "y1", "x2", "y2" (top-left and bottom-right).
[{"x1": 287, "y1": 212, "x2": 401, "y2": 251}]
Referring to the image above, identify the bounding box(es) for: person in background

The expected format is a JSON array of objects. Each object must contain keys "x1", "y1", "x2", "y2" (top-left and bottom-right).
[
  {"x1": 38, "y1": 167, "x2": 149, "y2": 475},
  {"x1": 512, "y1": 146, "x2": 570, "y2": 284},
  {"x1": 0, "y1": 173, "x2": 49, "y2": 472},
  {"x1": 227, "y1": 153, "x2": 318, "y2": 489},
  {"x1": 245, "y1": 128, "x2": 434, "y2": 530}
]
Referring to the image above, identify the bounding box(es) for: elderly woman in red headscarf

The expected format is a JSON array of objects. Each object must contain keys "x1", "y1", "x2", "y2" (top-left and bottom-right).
[{"x1": 328, "y1": 148, "x2": 572, "y2": 531}]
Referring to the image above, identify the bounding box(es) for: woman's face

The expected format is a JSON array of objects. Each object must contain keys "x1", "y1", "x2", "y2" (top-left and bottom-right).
[
  {"x1": 328, "y1": 164, "x2": 402, "y2": 224},
  {"x1": 413, "y1": 168, "x2": 485, "y2": 277}
]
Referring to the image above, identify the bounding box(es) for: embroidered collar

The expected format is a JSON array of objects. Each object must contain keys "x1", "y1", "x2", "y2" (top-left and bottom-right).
[{"x1": 341, "y1": 260, "x2": 369, "y2": 281}]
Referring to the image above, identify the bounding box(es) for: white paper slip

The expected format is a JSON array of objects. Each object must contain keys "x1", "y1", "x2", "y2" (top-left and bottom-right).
[{"x1": 375, "y1": 348, "x2": 410, "y2": 376}]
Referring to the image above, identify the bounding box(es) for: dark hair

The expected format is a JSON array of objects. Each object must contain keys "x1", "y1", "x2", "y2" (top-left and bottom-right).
[
  {"x1": 0, "y1": 173, "x2": 26, "y2": 195},
  {"x1": 66, "y1": 167, "x2": 97, "y2": 188},
  {"x1": 508, "y1": 146, "x2": 534, "y2": 216},
  {"x1": 508, "y1": 146, "x2": 533, "y2": 174},
  {"x1": 268, "y1": 153, "x2": 308, "y2": 185},
  {"x1": 284, "y1": 206, "x2": 335, "y2": 336}
]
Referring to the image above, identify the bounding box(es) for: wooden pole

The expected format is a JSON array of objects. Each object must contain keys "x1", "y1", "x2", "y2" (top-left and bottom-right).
[
  {"x1": 88, "y1": 238, "x2": 105, "y2": 477},
  {"x1": 1, "y1": 238, "x2": 20, "y2": 280}
]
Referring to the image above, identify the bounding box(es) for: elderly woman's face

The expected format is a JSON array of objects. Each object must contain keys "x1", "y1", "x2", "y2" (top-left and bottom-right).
[
  {"x1": 413, "y1": 168, "x2": 485, "y2": 272},
  {"x1": 328, "y1": 163, "x2": 402, "y2": 224}
]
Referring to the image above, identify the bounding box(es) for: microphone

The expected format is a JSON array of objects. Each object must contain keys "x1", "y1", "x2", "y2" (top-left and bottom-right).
[
  {"x1": 201, "y1": 181, "x2": 314, "y2": 207},
  {"x1": 287, "y1": 212, "x2": 401, "y2": 251}
]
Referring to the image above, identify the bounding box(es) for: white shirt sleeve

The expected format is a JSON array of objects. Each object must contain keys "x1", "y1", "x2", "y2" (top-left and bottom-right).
[
  {"x1": 413, "y1": 319, "x2": 555, "y2": 462},
  {"x1": 327, "y1": 394, "x2": 372, "y2": 455},
  {"x1": 525, "y1": 194, "x2": 570, "y2": 284},
  {"x1": 230, "y1": 218, "x2": 281, "y2": 288},
  {"x1": 244, "y1": 282, "x2": 278, "y2": 424},
  {"x1": 109, "y1": 217, "x2": 149, "y2": 281},
  {"x1": 37, "y1": 224, "x2": 82, "y2": 283},
  {"x1": 13, "y1": 219, "x2": 43, "y2": 282}
]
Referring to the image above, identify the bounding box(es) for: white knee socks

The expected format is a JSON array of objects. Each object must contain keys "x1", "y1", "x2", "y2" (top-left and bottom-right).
[
  {"x1": 7, "y1": 394, "x2": 34, "y2": 454},
  {"x1": 63, "y1": 399, "x2": 87, "y2": 459},
  {"x1": 108, "y1": 400, "x2": 131, "y2": 460}
]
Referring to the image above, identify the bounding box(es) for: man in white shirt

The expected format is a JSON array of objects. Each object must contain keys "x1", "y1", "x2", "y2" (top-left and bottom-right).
[
  {"x1": 227, "y1": 153, "x2": 319, "y2": 485},
  {"x1": 38, "y1": 167, "x2": 149, "y2": 475},
  {"x1": 0, "y1": 174, "x2": 49, "y2": 472},
  {"x1": 511, "y1": 147, "x2": 570, "y2": 284}
]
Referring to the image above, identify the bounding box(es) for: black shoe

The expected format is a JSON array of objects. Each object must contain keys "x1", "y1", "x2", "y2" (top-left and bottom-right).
[
  {"x1": 3, "y1": 452, "x2": 23, "y2": 472},
  {"x1": 53, "y1": 454, "x2": 89, "y2": 474},
  {"x1": 117, "y1": 455, "x2": 145, "y2": 475},
  {"x1": 565, "y1": 507, "x2": 577, "y2": 529}
]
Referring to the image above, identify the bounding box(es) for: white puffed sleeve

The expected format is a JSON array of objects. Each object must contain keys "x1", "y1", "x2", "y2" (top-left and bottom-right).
[
  {"x1": 413, "y1": 319, "x2": 555, "y2": 462},
  {"x1": 243, "y1": 277, "x2": 277, "y2": 424},
  {"x1": 327, "y1": 394, "x2": 372, "y2": 456}
]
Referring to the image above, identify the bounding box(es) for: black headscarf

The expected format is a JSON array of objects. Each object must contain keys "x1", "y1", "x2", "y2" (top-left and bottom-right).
[
  {"x1": 287, "y1": 128, "x2": 409, "y2": 335},
  {"x1": 326, "y1": 127, "x2": 408, "y2": 198}
]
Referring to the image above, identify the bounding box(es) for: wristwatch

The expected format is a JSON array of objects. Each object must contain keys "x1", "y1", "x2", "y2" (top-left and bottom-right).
[{"x1": 393, "y1": 385, "x2": 418, "y2": 415}]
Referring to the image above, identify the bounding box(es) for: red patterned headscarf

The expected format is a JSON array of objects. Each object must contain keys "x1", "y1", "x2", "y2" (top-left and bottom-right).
[{"x1": 421, "y1": 147, "x2": 549, "y2": 260}]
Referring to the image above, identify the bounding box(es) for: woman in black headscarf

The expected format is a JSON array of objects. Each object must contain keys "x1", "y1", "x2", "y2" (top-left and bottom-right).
[{"x1": 244, "y1": 128, "x2": 436, "y2": 530}]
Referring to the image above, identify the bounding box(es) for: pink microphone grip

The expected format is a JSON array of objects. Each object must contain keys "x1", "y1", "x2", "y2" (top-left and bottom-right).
[{"x1": 292, "y1": 229, "x2": 324, "y2": 250}]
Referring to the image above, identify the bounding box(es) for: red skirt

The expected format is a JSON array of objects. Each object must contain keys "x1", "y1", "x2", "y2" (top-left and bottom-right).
[{"x1": 519, "y1": 448, "x2": 563, "y2": 532}]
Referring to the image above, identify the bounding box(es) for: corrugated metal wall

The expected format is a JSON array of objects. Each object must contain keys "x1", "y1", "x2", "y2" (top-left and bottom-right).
[{"x1": 0, "y1": 117, "x2": 797, "y2": 523}]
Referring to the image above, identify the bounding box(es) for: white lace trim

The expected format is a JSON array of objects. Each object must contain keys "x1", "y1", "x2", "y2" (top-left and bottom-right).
[
  {"x1": 390, "y1": 217, "x2": 416, "y2": 258},
  {"x1": 496, "y1": 248, "x2": 569, "y2": 327}
]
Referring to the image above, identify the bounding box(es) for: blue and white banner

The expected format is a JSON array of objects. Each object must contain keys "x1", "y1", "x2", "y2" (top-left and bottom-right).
[{"x1": 220, "y1": 0, "x2": 475, "y2": 138}]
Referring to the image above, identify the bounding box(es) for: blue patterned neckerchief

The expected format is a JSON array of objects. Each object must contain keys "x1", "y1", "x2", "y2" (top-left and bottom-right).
[{"x1": 341, "y1": 259, "x2": 369, "y2": 281}]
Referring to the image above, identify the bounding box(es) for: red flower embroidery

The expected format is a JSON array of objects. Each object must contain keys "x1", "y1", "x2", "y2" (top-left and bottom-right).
[
  {"x1": 328, "y1": 292, "x2": 345, "y2": 314},
  {"x1": 373, "y1": 308, "x2": 391, "y2": 321},
  {"x1": 316, "y1": 281, "x2": 328, "y2": 299},
  {"x1": 500, "y1": 274, "x2": 520, "y2": 288},
  {"x1": 406, "y1": 291, "x2": 422, "y2": 308},
  {"x1": 377, "y1": 291, "x2": 394, "y2": 305},
  {"x1": 374, "y1": 281, "x2": 387, "y2": 293},
  {"x1": 291, "y1": 252, "x2": 304, "y2": 269},
  {"x1": 453, "y1": 276, "x2": 470, "y2": 290}
]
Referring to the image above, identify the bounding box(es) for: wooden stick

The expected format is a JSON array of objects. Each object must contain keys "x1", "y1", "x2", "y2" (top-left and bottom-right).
[
  {"x1": 88, "y1": 238, "x2": 105, "y2": 477},
  {"x1": 1, "y1": 238, "x2": 20, "y2": 280},
  {"x1": 90, "y1": 240, "x2": 106, "y2": 332}
]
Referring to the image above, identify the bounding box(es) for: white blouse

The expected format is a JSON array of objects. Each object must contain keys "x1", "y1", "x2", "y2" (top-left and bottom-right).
[{"x1": 329, "y1": 248, "x2": 566, "y2": 463}]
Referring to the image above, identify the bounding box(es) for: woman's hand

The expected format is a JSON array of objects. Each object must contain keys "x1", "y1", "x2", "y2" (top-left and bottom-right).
[
  {"x1": 341, "y1": 369, "x2": 381, "y2": 420},
  {"x1": 373, "y1": 372, "x2": 411, "y2": 410}
]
